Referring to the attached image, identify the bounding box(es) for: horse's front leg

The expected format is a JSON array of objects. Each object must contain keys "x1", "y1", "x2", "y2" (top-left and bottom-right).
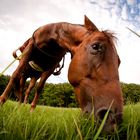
[
  {"x1": 18, "y1": 76, "x2": 26, "y2": 103},
  {"x1": 30, "y1": 70, "x2": 54, "y2": 112},
  {"x1": 0, "y1": 39, "x2": 34, "y2": 104},
  {"x1": 23, "y1": 77, "x2": 38, "y2": 104},
  {"x1": 14, "y1": 76, "x2": 26, "y2": 104}
]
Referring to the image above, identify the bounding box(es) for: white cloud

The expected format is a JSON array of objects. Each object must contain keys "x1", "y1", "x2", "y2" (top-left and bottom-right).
[
  {"x1": 121, "y1": 4, "x2": 129, "y2": 20},
  {"x1": 127, "y1": 0, "x2": 137, "y2": 5}
]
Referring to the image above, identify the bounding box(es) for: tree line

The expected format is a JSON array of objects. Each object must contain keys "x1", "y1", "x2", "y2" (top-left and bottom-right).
[{"x1": 0, "y1": 75, "x2": 140, "y2": 107}]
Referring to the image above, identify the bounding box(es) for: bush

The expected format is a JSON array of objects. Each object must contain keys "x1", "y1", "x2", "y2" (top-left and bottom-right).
[
  {"x1": 0, "y1": 75, "x2": 16, "y2": 100},
  {"x1": 38, "y1": 83, "x2": 78, "y2": 107},
  {"x1": 121, "y1": 83, "x2": 140, "y2": 104},
  {"x1": 0, "y1": 75, "x2": 10, "y2": 94}
]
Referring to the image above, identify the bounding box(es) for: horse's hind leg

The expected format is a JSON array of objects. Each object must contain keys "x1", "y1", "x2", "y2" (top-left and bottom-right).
[
  {"x1": 23, "y1": 77, "x2": 37, "y2": 104},
  {"x1": 30, "y1": 70, "x2": 53, "y2": 112},
  {"x1": 0, "y1": 39, "x2": 34, "y2": 104},
  {"x1": 18, "y1": 76, "x2": 26, "y2": 103}
]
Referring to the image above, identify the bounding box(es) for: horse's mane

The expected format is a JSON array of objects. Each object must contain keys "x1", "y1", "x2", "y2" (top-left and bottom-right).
[{"x1": 102, "y1": 30, "x2": 117, "y2": 46}]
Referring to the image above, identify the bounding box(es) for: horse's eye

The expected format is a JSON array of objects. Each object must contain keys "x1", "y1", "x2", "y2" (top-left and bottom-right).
[
  {"x1": 91, "y1": 43, "x2": 104, "y2": 51},
  {"x1": 91, "y1": 43, "x2": 101, "y2": 50},
  {"x1": 90, "y1": 42, "x2": 105, "y2": 55}
]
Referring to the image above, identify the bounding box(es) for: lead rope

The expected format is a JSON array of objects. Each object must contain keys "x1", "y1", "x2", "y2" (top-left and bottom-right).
[
  {"x1": 0, "y1": 53, "x2": 23, "y2": 77},
  {"x1": 53, "y1": 55, "x2": 65, "y2": 76}
]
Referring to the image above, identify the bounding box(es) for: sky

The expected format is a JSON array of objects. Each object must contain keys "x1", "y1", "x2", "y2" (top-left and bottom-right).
[{"x1": 0, "y1": 0, "x2": 140, "y2": 84}]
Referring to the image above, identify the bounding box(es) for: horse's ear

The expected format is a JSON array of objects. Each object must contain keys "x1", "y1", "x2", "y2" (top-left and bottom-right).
[{"x1": 84, "y1": 15, "x2": 98, "y2": 31}]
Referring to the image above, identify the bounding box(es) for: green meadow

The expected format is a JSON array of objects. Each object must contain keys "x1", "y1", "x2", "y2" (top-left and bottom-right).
[{"x1": 0, "y1": 101, "x2": 140, "y2": 140}]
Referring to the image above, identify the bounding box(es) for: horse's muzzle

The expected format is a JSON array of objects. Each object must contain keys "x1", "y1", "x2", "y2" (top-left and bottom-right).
[{"x1": 95, "y1": 107, "x2": 123, "y2": 133}]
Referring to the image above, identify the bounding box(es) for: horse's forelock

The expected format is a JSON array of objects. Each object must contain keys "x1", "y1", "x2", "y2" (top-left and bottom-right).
[{"x1": 102, "y1": 30, "x2": 117, "y2": 46}]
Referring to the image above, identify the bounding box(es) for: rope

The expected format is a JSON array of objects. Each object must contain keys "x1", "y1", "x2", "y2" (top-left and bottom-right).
[
  {"x1": 126, "y1": 27, "x2": 140, "y2": 38},
  {"x1": 0, "y1": 53, "x2": 23, "y2": 77}
]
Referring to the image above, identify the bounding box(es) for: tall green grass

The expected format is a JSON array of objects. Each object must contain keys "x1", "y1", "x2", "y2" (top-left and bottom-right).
[{"x1": 0, "y1": 101, "x2": 140, "y2": 140}]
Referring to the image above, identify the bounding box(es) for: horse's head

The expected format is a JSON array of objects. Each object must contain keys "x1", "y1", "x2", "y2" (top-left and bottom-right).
[{"x1": 68, "y1": 16, "x2": 123, "y2": 133}]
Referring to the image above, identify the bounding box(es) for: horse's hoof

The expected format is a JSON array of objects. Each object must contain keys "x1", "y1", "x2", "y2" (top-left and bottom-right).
[
  {"x1": 30, "y1": 107, "x2": 34, "y2": 112},
  {"x1": 30, "y1": 104, "x2": 36, "y2": 112},
  {"x1": 23, "y1": 100, "x2": 28, "y2": 104},
  {"x1": 18, "y1": 101, "x2": 22, "y2": 105},
  {"x1": 0, "y1": 96, "x2": 6, "y2": 105}
]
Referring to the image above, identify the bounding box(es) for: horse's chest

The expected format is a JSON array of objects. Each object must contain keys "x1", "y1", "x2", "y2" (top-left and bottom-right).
[{"x1": 30, "y1": 46, "x2": 63, "y2": 71}]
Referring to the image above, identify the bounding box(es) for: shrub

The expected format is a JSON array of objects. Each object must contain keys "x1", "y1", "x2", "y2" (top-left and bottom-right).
[
  {"x1": 38, "y1": 83, "x2": 78, "y2": 107},
  {"x1": 121, "y1": 83, "x2": 140, "y2": 104}
]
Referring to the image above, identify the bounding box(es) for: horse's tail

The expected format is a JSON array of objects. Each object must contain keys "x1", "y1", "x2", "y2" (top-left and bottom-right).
[{"x1": 12, "y1": 38, "x2": 31, "y2": 60}]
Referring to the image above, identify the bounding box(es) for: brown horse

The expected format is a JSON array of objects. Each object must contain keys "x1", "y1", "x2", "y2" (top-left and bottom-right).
[
  {"x1": 0, "y1": 16, "x2": 123, "y2": 132},
  {"x1": 12, "y1": 42, "x2": 64, "y2": 105},
  {"x1": 68, "y1": 18, "x2": 123, "y2": 132}
]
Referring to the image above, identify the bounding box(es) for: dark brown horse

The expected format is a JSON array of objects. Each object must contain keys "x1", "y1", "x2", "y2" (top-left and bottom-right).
[
  {"x1": 12, "y1": 42, "x2": 64, "y2": 106},
  {"x1": 0, "y1": 16, "x2": 123, "y2": 132}
]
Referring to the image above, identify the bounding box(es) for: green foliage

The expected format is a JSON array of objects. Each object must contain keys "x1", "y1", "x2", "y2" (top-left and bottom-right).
[
  {"x1": 38, "y1": 83, "x2": 78, "y2": 107},
  {"x1": 0, "y1": 75, "x2": 77, "y2": 106},
  {"x1": 1, "y1": 75, "x2": 140, "y2": 106},
  {"x1": 121, "y1": 83, "x2": 140, "y2": 104},
  {"x1": 0, "y1": 75, "x2": 16, "y2": 100},
  {"x1": 0, "y1": 75, "x2": 10, "y2": 94}
]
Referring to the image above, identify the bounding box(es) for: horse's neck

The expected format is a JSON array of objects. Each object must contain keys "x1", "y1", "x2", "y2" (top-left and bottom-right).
[
  {"x1": 55, "y1": 23, "x2": 88, "y2": 52},
  {"x1": 34, "y1": 23, "x2": 88, "y2": 53}
]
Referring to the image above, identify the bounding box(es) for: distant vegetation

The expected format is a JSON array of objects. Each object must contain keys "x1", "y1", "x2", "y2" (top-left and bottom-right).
[{"x1": 0, "y1": 74, "x2": 140, "y2": 107}]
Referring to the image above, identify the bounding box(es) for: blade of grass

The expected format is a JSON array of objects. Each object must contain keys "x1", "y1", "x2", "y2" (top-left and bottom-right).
[
  {"x1": 93, "y1": 100, "x2": 114, "y2": 140},
  {"x1": 73, "y1": 117, "x2": 83, "y2": 140},
  {"x1": 126, "y1": 27, "x2": 140, "y2": 38}
]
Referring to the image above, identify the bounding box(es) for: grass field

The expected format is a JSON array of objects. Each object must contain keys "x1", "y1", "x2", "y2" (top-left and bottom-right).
[{"x1": 0, "y1": 101, "x2": 140, "y2": 140}]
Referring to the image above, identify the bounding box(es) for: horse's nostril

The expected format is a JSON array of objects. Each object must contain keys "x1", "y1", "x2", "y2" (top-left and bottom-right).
[
  {"x1": 96, "y1": 108, "x2": 115, "y2": 123},
  {"x1": 96, "y1": 108, "x2": 108, "y2": 120},
  {"x1": 98, "y1": 109, "x2": 108, "y2": 120},
  {"x1": 96, "y1": 108, "x2": 117, "y2": 133}
]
